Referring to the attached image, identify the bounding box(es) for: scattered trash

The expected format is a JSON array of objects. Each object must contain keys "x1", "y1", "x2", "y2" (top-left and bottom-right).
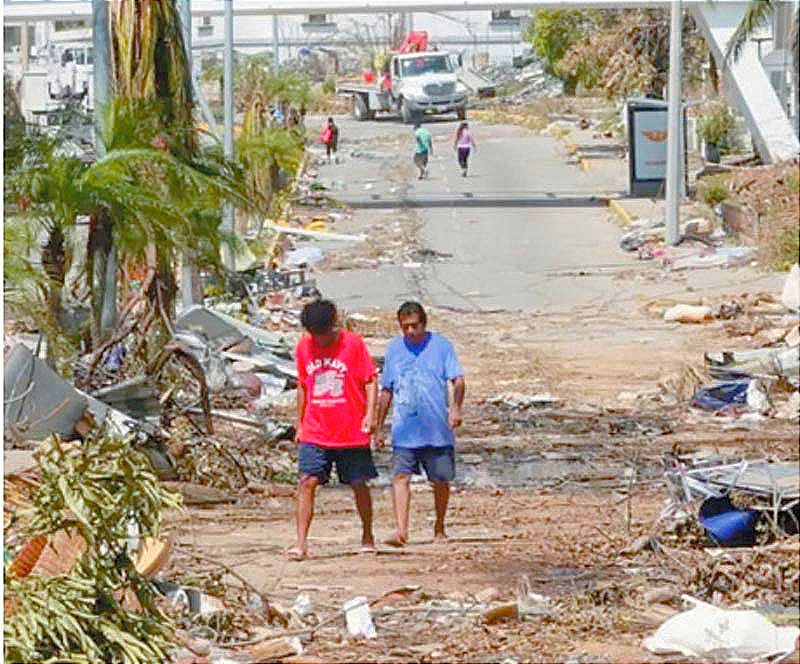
[
  {"x1": 344, "y1": 596, "x2": 377, "y2": 639},
  {"x1": 664, "y1": 304, "x2": 713, "y2": 324},
  {"x1": 745, "y1": 378, "x2": 772, "y2": 414},
  {"x1": 706, "y1": 346, "x2": 799, "y2": 388},
  {"x1": 284, "y1": 245, "x2": 325, "y2": 267},
  {"x1": 663, "y1": 453, "x2": 800, "y2": 534},
  {"x1": 4, "y1": 344, "x2": 89, "y2": 441},
  {"x1": 292, "y1": 593, "x2": 313, "y2": 618},
  {"x1": 699, "y1": 496, "x2": 759, "y2": 547},
  {"x1": 489, "y1": 392, "x2": 561, "y2": 409},
  {"x1": 691, "y1": 380, "x2": 749, "y2": 412},
  {"x1": 644, "y1": 595, "x2": 800, "y2": 662}
]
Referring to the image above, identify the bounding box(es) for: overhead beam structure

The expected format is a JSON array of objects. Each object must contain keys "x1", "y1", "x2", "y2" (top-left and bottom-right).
[{"x1": 4, "y1": 0, "x2": 666, "y2": 23}]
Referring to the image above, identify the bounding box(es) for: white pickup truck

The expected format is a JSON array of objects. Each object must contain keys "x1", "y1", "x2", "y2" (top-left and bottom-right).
[{"x1": 338, "y1": 51, "x2": 468, "y2": 123}]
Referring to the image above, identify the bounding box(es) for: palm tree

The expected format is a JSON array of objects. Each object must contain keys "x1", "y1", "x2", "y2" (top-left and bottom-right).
[
  {"x1": 726, "y1": 0, "x2": 798, "y2": 68},
  {"x1": 4, "y1": 127, "x2": 241, "y2": 366},
  {"x1": 103, "y1": 0, "x2": 252, "y2": 335},
  {"x1": 237, "y1": 96, "x2": 304, "y2": 232}
]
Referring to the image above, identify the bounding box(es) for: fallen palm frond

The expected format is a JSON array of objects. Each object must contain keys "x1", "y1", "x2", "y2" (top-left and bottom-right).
[{"x1": 4, "y1": 426, "x2": 182, "y2": 664}]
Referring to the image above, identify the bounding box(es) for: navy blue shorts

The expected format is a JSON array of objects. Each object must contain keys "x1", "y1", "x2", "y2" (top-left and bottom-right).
[
  {"x1": 298, "y1": 443, "x2": 378, "y2": 485},
  {"x1": 393, "y1": 446, "x2": 455, "y2": 482}
]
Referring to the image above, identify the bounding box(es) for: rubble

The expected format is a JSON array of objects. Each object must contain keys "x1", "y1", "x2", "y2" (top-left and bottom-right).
[{"x1": 473, "y1": 58, "x2": 564, "y2": 104}]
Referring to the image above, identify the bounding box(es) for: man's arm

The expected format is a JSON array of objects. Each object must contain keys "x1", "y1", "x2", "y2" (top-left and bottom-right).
[
  {"x1": 294, "y1": 382, "x2": 306, "y2": 443},
  {"x1": 448, "y1": 375, "x2": 465, "y2": 429},
  {"x1": 361, "y1": 375, "x2": 378, "y2": 434},
  {"x1": 374, "y1": 388, "x2": 393, "y2": 447}
]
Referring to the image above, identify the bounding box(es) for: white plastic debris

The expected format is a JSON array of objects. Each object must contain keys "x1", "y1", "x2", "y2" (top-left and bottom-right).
[
  {"x1": 781, "y1": 263, "x2": 800, "y2": 312},
  {"x1": 292, "y1": 592, "x2": 313, "y2": 617},
  {"x1": 643, "y1": 595, "x2": 800, "y2": 662},
  {"x1": 663, "y1": 304, "x2": 713, "y2": 323},
  {"x1": 285, "y1": 246, "x2": 325, "y2": 268},
  {"x1": 343, "y1": 596, "x2": 377, "y2": 639},
  {"x1": 745, "y1": 379, "x2": 771, "y2": 414}
]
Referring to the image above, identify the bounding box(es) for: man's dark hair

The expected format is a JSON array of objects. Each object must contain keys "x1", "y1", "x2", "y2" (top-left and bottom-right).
[
  {"x1": 397, "y1": 301, "x2": 427, "y2": 325},
  {"x1": 302, "y1": 300, "x2": 337, "y2": 333}
]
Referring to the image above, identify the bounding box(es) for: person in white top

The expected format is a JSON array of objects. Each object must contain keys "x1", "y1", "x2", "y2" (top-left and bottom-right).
[{"x1": 453, "y1": 122, "x2": 476, "y2": 177}]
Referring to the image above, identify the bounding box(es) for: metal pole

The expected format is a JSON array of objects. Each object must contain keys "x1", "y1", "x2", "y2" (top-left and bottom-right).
[
  {"x1": 272, "y1": 14, "x2": 280, "y2": 68},
  {"x1": 222, "y1": 0, "x2": 235, "y2": 271},
  {"x1": 665, "y1": 0, "x2": 683, "y2": 246},
  {"x1": 93, "y1": 0, "x2": 117, "y2": 336},
  {"x1": 178, "y1": 0, "x2": 202, "y2": 309},
  {"x1": 20, "y1": 22, "x2": 30, "y2": 71}
]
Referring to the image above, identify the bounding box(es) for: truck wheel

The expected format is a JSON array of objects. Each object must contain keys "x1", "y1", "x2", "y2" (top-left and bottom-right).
[
  {"x1": 457, "y1": 107, "x2": 467, "y2": 121},
  {"x1": 400, "y1": 99, "x2": 415, "y2": 124},
  {"x1": 352, "y1": 94, "x2": 373, "y2": 121}
]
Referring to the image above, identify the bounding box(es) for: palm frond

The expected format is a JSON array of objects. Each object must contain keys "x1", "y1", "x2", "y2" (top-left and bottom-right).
[{"x1": 726, "y1": 0, "x2": 775, "y2": 61}]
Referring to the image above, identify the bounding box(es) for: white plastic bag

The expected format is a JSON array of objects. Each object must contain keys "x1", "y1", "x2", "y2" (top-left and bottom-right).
[
  {"x1": 663, "y1": 304, "x2": 713, "y2": 323},
  {"x1": 746, "y1": 379, "x2": 771, "y2": 414},
  {"x1": 292, "y1": 592, "x2": 313, "y2": 618},
  {"x1": 644, "y1": 596, "x2": 799, "y2": 662},
  {"x1": 343, "y1": 596, "x2": 377, "y2": 639}
]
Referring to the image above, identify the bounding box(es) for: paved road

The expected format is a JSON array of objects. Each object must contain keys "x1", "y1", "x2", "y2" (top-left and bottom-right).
[{"x1": 312, "y1": 115, "x2": 782, "y2": 312}]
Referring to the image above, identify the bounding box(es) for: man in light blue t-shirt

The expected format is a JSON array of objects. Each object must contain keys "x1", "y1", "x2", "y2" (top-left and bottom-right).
[{"x1": 375, "y1": 301, "x2": 465, "y2": 547}]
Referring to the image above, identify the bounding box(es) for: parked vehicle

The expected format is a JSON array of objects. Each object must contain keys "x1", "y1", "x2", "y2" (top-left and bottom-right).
[{"x1": 338, "y1": 32, "x2": 469, "y2": 123}]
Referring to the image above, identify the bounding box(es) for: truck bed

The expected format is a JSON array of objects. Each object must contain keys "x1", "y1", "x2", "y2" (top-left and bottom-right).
[{"x1": 336, "y1": 83, "x2": 382, "y2": 95}]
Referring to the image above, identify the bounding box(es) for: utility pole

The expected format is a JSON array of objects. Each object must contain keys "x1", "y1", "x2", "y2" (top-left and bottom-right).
[
  {"x1": 20, "y1": 23, "x2": 30, "y2": 71},
  {"x1": 179, "y1": 0, "x2": 202, "y2": 309},
  {"x1": 93, "y1": 0, "x2": 117, "y2": 337},
  {"x1": 665, "y1": 0, "x2": 683, "y2": 246},
  {"x1": 222, "y1": 0, "x2": 235, "y2": 271},
  {"x1": 272, "y1": 14, "x2": 280, "y2": 68}
]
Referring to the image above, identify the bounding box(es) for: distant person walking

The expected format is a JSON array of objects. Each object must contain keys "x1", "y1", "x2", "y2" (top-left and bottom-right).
[
  {"x1": 289, "y1": 300, "x2": 379, "y2": 561},
  {"x1": 453, "y1": 122, "x2": 476, "y2": 177},
  {"x1": 413, "y1": 122, "x2": 433, "y2": 180},
  {"x1": 320, "y1": 117, "x2": 339, "y2": 164},
  {"x1": 375, "y1": 301, "x2": 465, "y2": 547}
]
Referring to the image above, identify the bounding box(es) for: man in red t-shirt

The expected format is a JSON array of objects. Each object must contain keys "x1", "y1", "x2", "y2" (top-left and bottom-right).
[{"x1": 289, "y1": 300, "x2": 378, "y2": 560}]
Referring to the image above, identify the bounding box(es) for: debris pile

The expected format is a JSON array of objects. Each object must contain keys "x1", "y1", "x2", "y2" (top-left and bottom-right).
[
  {"x1": 687, "y1": 543, "x2": 800, "y2": 605},
  {"x1": 475, "y1": 58, "x2": 564, "y2": 103},
  {"x1": 618, "y1": 216, "x2": 760, "y2": 271},
  {"x1": 3, "y1": 428, "x2": 181, "y2": 664}
]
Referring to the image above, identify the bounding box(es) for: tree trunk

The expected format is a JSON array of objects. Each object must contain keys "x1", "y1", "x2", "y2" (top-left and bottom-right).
[
  {"x1": 709, "y1": 52, "x2": 719, "y2": 95},
  {"x1": 88, "y1": 210, "x2": 115, "y2": 347}
]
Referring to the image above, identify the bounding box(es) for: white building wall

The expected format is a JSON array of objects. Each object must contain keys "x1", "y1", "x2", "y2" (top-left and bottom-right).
[{"x1": 190, "y1": 10, "x2": 530, "y2": 66}]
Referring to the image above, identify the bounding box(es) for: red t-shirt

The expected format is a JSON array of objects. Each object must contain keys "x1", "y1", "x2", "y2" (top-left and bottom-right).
[{"x1": 295, "y1": 329, "x2": 376, "y2": 448}]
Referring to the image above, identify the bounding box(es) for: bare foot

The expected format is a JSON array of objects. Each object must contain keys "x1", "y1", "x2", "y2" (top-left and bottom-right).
[
  {"x1": 434, "y1": 532, "x2": 448, "y2": 543},
  {"x1": 383, "y1": 533, "x2": 407, "y2": 548},
  {"x1": 360, "y1": 543, "x2": 378, "y2": 554},
  {"x1": 286, "y1": 546, "x2": 307, "y2": 561}
]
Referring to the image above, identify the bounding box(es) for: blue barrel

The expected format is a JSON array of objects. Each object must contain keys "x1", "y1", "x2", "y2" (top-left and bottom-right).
[{"x1": 700, "y1": 508, "x2": 759, "y2": 546}]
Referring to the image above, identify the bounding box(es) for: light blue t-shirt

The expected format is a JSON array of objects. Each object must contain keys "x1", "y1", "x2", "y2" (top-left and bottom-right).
[{"x1": 380, "y1": 332, "x2": 463, "y2": 449}]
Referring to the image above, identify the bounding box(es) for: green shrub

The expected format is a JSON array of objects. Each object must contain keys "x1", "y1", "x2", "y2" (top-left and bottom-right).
[
  {"x1": 322, "y1": 77, "x2": 336, "y2": 96},
  {"x1": 699, "y1": 103, "x2": 738, "y2": 152},
  {"x1": 697, "y1": 174, "x2": 731, "y2": 206}
]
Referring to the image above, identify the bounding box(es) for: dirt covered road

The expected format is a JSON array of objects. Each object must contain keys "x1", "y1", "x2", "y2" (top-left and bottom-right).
[{"x1": 166, "y1": 116, "x2": 798, "y2": 663}]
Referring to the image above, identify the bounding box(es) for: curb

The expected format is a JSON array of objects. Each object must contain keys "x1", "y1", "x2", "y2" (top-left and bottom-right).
[{"x1": 606, "y1": 198, "x2": 637, "y2": 227}]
